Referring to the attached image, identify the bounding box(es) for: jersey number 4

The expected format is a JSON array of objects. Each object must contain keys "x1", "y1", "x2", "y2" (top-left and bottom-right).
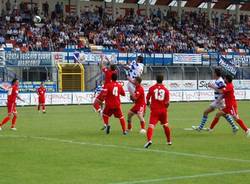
[
  {"x1": 113, "y1": 87, "x2": 118, "y2": 96},
  {"x1": 154, "y1": 89, "x2": 165, "y2": 101}
]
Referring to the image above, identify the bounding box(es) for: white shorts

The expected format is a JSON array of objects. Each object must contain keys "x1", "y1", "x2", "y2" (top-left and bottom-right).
[
  {"x1": 210, "y1": 100, "x2": 225, "y2": 110},
  {"x1": 127, "y1": 82, "x2": 135, "y2": 95}
]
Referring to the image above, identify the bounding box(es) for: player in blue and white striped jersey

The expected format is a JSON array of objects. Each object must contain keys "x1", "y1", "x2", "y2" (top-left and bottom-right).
[
  {"x1": 192, "y1": 68, "x2": 238, "y2": 132},
  {"x1": 124, "y1": 56, "x2": 144, "y2": 96}
]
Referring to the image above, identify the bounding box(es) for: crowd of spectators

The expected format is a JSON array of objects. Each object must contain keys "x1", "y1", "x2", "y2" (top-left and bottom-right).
[{"x1": 0, "y1": 0, "x2": 249, "y2": 53}]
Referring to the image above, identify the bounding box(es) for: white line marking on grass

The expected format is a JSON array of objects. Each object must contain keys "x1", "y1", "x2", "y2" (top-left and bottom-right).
[
  {"x1": 110, "y1": 169, "x2": 250, "y2": 184},
  {"x1": 1, "y1": 134, "x2": 250, "y2": 164}
]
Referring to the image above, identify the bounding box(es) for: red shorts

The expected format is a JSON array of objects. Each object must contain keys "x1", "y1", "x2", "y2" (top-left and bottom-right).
[
  {"x1": 39, "y1": 97, "x2": 45, "y2": 104},
  {"x1": 149, "y1": 110, "x2": 168, "y2": 125},
  {"x1": 96, "y1": 91, "x2": 105, "y2": 102},
  {"x1": 103, "y1": 106, "x2": 123, "y2": 118},
  {"x1": 130, "y1": 104, "x2": 146, "y2": 114},
  {"x1": 7, "y1": 102, "x2": 17, "y2": 114},
  {"x1": 222, "y1": 105, "x2": 238, "y2": 117}
]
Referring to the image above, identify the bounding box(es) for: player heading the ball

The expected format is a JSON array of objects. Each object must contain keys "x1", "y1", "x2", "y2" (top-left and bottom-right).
[{"x1": 124, "y1": 56, "x2": 144, "y2": 97}]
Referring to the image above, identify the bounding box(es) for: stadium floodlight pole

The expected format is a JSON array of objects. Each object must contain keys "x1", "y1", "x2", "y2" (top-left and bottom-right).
[
  {"x1": 207, "y1": 0, "x2": 212, "y2": 25},
  {"x1": 145, "y1": 0, "x2": 150, "y2": 19},
  {"x1": 235, "y1": 3, "x2": 240, "y2": 25},
  {"x1": 112, "y1": 0, "x2": 115, "y2": 21},
  {"x1": 77, "y1": 0, "x2": 81, "y2": 17},
  {"x1": 177, "y1": 0, "x2": 182, "y2": 24}
]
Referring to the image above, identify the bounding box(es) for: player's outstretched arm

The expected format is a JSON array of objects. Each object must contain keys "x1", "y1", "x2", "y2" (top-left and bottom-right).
[{"x1": 208, "y1": 83, "x2": 223, "y2": 93}]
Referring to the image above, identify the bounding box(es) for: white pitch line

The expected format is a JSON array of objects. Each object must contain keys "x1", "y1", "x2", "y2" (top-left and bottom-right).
[
  {"x1": 110, "y1": 169, "x2": 250, "y2": 184},
  {"x1": 1, "y1": 134, "x2": 250, "y2": 164}
]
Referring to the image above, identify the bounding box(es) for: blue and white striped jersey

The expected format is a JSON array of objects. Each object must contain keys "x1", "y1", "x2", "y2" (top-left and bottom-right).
[
  {"x1": 94, "y1": 85, "x2": 103, "y2": 94},
  {"x1": 214, "y1": 77, "x2": 225, "y2": 99},
  {"x1": 128, "y1": 61, "x2": 144, "y2": 79}
]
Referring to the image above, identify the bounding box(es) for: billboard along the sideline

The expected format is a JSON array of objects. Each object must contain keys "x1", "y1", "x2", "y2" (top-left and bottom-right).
[{"x1": 173, "y1": 54, "x2": 202, "y2": 64}]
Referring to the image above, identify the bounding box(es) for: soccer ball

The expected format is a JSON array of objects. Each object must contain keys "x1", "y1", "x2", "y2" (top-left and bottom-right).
[{"x1": 33, "y1": 15, "x2": 41, "y2": 23}]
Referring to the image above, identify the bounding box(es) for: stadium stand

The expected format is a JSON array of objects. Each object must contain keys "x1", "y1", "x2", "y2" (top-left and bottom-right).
[{"x1": 0, "y1": 0, "x2": 249, "y2": 54}]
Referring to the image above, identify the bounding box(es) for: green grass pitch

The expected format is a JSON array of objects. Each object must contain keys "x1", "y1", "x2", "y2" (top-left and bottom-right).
[{"x1": 0, "y1": 101, "x2": 250, "y2": 184}]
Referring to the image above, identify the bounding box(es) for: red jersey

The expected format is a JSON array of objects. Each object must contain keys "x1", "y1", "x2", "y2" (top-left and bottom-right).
[
  {"x1": 146, "y1": 83, "x2": 169, "y2": 112},
  {"x1": 103, "y1": 81, "x2": 125, "y2": 108},
  {"x1": 134, "y1": 84, "x2": 146, "y2": 106},
  {"x1": 102, "y1": 67, "x2": 117, "y2": 86},
  {"x1": 37, "y1": 87, "x2": 46, "y2": 98},
  {"x1": 222, "y1": 82, "x2": 237, "y2": 108},
  {"x1": 7, "y1": 84, "x2": 19, "y2": 103}
]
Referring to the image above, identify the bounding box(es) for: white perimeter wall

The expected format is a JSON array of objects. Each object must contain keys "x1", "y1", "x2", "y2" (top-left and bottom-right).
[{"x1": 0, "y1": 90, "x2": 249, "y2": 107}]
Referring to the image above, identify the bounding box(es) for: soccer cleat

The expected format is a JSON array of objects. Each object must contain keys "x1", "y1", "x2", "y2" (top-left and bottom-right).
[
  {"x1": 101, "y1": 125, "x2": 107, "y2": 131},
  {"x1": 127, "y1": 128, "x2": 132, "y2": 132},
  {"x1": 139, "y1": 129, "x2": 146, "y2": 134},
  {"x1": 43, "y1": 110, "x2": 46, "y2": 114},
  {"x1": 0, "y1": 127, "x2": 2, "y2": 131},
  {"x1": 10, "y1": 127, "x2": 17, "y2": 131},
  {"x1": 233, "y1": 126, "x2": 239, "y2": 134},
  {"x1": 106, "y1": 125, "x2": 111, "y2": 134},
  {"x1": 144, "y1": 141, "x2": 152, "y2": 149},
  {"x1": 192, "y1": 126, "x2": 201, "y2": 131},
  {"x1": 167, "y1": 142, "x2": 172, "y2": 146},
  {"x1": 208, "y1": 128, "x2": 214, "y2": 132},
  {"x1": 123, "y1": 131, "x2": 128, "y2": 135},
  {"x1": 246, "y1": 129, "x2": 250, "y2": 138}
]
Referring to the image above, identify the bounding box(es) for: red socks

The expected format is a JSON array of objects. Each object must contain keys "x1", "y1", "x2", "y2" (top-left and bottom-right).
[
  {"x1": 127, "y1": 121, "x2": 132, "y2": 130},
  {"x1": 163, "y1": 125, "x2": 171, "y2": 143},
  {"x1": 119, "y1": 118, "x2": 126, "y2": 132},
  {"x1": 1, "y1": 116, "x2": 10, "y2": 126},
  {"x1": 210, "y1": 117, "x2": 219, "y2": 129},
  {"x1": 147, "y1": 125, "x2": 154, "y2": 141},
  {"x1": 11, "y1": 115, "x2": 17, "y2": 128},
  {"x1": 102, "y1": 115, "x2": 109, "y2": 126},
  {"x1": 140, "y1": 121, "x2": 145, "y2": 129},
  {"x1": 42, "y1": 104, "x2": 45, "y2": 111},
  {"x1": 236, "y1": 119, "x2": 248, "y2": 132}
]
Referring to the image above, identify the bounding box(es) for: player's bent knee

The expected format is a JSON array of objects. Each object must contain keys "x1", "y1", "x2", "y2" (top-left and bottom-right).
[
  {"x1": 163, "y1": 123, "x2": 169, "y2": 127},
  {"x1": 149, "y1": 124, "x2": 155, "y2": 129}
]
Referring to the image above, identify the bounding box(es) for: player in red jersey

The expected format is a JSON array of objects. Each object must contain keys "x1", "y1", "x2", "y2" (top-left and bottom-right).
[
  {"x1": 102, "y1": 73, "x2": 127, "y2": 135},
  {"x1": 127, "y1": 77, "x2": 146, "y2": 134},
  {"x1": 208, "y1": 75, "x2": 250, "y2": 137},
  {"x1": 144, "y1": 75, "x2": 171, "y2": 148},
  {"x1": 37, "y1": 82, "x2": 46, "y2": 113},
  {"x1": 0, "y1": 79, "x2": 24, "y2": 131},
  {"x1": 93, "y1": 55, "x2": 117, "y2": 115}
]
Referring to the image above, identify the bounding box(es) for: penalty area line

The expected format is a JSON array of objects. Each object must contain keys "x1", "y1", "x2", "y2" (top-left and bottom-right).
[
  {"x1": 1, "y1": 134, "x2": 250, "y2": 164},
  {"x1": 109, "y1": 169, "x2": 250, "y2": 184}
]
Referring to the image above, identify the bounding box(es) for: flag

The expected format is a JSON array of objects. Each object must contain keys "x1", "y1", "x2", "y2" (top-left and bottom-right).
[{"x1": 218, "y1": 56, "x2": 237, "y2": 76}]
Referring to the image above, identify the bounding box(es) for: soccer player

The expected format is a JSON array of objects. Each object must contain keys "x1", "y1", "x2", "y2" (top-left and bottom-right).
[
  {"x1": 144, "y1": 75, "x2": 171, "y2": 148},
  {"x1": 192, "y1": 68, "x2": 237, "y2": 132},
  {"x1": 92, "y1": 55, "x2": 117, "y2": 115},
  {"x1": 208, "y1": 75, "x2": 250, "y2": 137},
  {"x1": 102, "y1": 73, "x2": 127, "y2": 135},
  {"x1": 0, "y1": 78, "x2": 24, "y2": 131},
  {"x1": 125, "y1": 56, "x2": 144, "y2": 96},
  {"x1": 37, "y1": 81, "x2": 46, "y2": 113},
  {"x1": 127, "y1": 77, "x2": 146, "y2": 134}
]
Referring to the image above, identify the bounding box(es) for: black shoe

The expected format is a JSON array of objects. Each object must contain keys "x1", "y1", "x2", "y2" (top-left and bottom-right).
[
  {"x1": 101, "y1": 126, "x2": 107, "y2": 131},
  {"x1": 123, "y1": 131, "x2": 128, "y2": 135},
  {"x1": 144, "y1": 141, "x2": 152, "y2": 149},
  {"x1": 106, "y1": 125, "x2": 111, "y2": 134}
]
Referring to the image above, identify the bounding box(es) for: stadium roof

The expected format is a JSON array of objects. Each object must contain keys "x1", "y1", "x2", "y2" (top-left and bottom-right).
[{"x1": 89, "y1": 0, "x2": 250, "y2": 11}]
